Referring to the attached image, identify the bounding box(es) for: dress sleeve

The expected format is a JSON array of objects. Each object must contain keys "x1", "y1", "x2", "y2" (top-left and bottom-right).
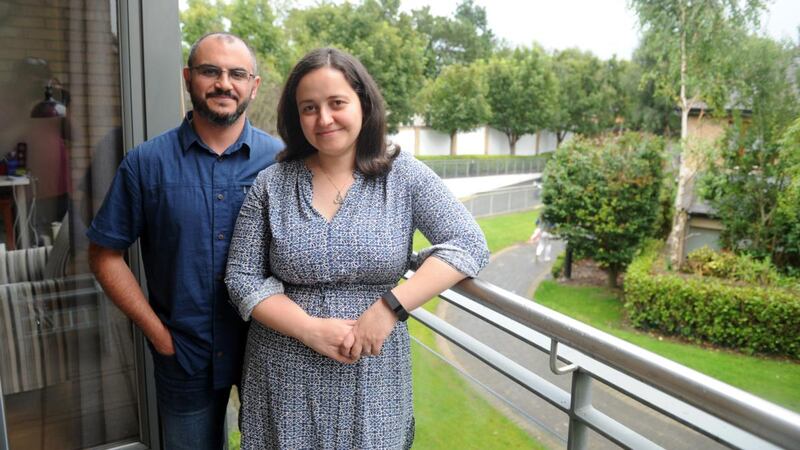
[
  {"x1": 225, "y1": 170, "x2": 284, "y2": 320},
  {"x1": 408, "y1": 159, "x2": 489, "y2": 277}
]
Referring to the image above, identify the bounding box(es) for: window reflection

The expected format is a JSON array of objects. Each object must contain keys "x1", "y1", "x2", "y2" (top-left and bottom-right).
[{"x1": 0, "y1": 1, "x2": 140, "y2": 448}]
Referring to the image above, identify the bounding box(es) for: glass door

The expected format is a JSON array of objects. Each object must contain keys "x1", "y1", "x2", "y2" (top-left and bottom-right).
[{"x1": 0, "y1": 1, "x2": 142, "y2": 448}]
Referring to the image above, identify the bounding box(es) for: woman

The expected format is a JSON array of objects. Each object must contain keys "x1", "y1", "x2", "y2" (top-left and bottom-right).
[{"x1": 225, "y1": 47, "x2": 489, "y2": 449}]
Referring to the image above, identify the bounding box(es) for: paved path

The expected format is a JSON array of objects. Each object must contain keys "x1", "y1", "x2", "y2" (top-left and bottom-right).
[{"x1": 434, "y1": 241, "x2": 726, "y2": 450}]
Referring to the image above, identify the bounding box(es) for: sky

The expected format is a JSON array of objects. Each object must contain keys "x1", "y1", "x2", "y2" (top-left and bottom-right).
[
  {"x1": 396, "y1": 0, "x2": 800, "y2": 60},
  {"x1": 181, "y1": 0, "x2": 800, "y2": 61}
]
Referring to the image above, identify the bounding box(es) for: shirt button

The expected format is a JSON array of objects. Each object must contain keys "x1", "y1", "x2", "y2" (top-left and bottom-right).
[
  {"x1": 217, "y1": 193, "x2": 224, "y2": 200},
  {"x1": 216, "y1": 351, "x2": 224, "y2": 358},
  {"x1": 217, "y1": 233, "x2": 224, "y2": 240},
  {"x1": 216, "y1": 273, "x2": 224, "y2": 281}
]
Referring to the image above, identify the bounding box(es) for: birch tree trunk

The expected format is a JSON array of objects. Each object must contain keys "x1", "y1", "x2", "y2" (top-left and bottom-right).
[{"x1": 667, "y1": 6, "x2": 691, "y2": 267}]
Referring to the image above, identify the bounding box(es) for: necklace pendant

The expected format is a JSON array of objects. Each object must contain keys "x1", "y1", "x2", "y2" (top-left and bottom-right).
[{"x1": 334, "y1": 192, "x2": 345, "y2": 205}]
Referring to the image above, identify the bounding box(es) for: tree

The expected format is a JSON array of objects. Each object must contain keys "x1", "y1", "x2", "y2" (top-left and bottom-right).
[
  {"x1": 245, "y1": 56, "x2": 283, "y2": 136},
  {"x1": 484, "y1": 47, "x2": 558, "y2": 154},
  {"x1": 180, "y1": 0, "x2": 224, "y2": 59},
  {"x1": 416, "y1": 63, "x2": 490, "y2": 155},
  {"x1": 601, "y1": 56, "x2": 676, "y2": 136},
  {"x1": 630, "y1": 0, "x2": 766, "y2": 265},
  {"x1": 224, "y1": 0, "x2": 288, "y2": 74},
  {"x1": 412, "y1": 0, "x2": 496, "y2": 77},
  {"x1": 550, "y1": 49, "x2": 616, "y2": 147},
  {"x1": 626, "y1": 48, "x2": 681, "y2": 136},
  {"x1": 284, "y1": 1, "x2": 427, "y2": 131},
  {"x1": 775, "y1": 117, "x2": 800, "y2": 272},
  {"x1": 542, "y1": 133, "x2": 665, "y2": 287},
  {"x1": 699, "y1": 36, "x2": 800, "y2": 270}
]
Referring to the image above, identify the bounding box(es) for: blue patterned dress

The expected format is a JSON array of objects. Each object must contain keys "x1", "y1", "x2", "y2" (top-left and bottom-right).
[{"x1": 225, "y1": 150, "x2": 489, "y2": 449}]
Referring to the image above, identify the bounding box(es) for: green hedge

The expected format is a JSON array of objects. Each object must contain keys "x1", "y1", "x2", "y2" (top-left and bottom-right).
[{"x1": 623, "y1": 242, "x2": 800, "y2": 359}]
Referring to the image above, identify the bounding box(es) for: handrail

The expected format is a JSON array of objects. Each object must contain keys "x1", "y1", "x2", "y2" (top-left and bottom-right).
[{"x1": 434, "y1": 275, "x2": 800, "y2": 449}]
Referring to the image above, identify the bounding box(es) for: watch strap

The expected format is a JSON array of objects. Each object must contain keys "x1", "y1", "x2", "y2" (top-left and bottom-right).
[{"x1": 381, "y1": 290, "x2": 409, "y2": 322}]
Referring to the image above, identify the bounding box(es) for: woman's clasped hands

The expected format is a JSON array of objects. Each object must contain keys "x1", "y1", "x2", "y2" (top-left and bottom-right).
[
  {"x1": 340, "y1": 297, "x2": 398, "y2": 361},
  {"x1": 299, "y1": 297, "x2": 398, "y2": 364}
]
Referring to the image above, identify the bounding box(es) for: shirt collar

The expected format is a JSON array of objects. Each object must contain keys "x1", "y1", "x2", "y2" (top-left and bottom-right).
[{"x1": 178, "y1": 111, "x2": 252, "y2": 158}]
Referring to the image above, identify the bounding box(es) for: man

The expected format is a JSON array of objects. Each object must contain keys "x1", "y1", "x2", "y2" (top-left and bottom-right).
[{"x1": 87, "y1": 32, "x2": 282, "y2": 449}]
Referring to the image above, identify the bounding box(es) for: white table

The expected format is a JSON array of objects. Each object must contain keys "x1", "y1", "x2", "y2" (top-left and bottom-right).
[{"x1": 0, "y1": 175, "x2": 31, "y2": 248}]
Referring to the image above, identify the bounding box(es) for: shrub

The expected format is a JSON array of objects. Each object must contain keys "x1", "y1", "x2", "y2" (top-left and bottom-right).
[
  {"x1": 542, "y1": 133, "x2": 665, "y2": 288},
  {"x1": 684, "y1": 246, "x2": 796, "y2": 288},
  {"x1": 624, "y1": 241, "x2": 800, "y2": 359},
  {"x1": 551, "y1": 253, "x2": 565, "y2": 279}
]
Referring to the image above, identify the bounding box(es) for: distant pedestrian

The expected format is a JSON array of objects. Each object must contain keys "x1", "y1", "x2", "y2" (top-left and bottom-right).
[{"x1": 529, "y1": 217, "x2": 553, "y2": 262}]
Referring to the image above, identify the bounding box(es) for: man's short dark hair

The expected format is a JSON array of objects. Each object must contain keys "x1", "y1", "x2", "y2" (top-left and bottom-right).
[
  {"x1": 187, "y1": 32, "x2": 258, "y2": 75},
  {"x1": 276, "y1": 47, "x2": 396, "y2": 177}
]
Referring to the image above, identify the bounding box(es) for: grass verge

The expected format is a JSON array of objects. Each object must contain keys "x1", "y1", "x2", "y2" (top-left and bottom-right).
[{"x1": 534, "y1": 280, "x2": 800, "y2": 412}]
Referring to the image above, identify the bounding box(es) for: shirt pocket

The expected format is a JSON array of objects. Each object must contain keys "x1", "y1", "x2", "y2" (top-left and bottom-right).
[{"x1": 231, "y1": 182, "x2": 254, "y2": 210}]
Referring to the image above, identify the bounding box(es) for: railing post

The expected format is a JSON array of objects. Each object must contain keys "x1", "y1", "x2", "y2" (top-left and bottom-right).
[{"x1": 568, "y1": 370, "x2": 592, "y2": 450}]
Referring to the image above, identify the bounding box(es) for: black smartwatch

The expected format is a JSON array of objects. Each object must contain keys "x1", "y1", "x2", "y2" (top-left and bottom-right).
[{"x1": 381, "y1": 290, "x2": 409, "y2": 322}]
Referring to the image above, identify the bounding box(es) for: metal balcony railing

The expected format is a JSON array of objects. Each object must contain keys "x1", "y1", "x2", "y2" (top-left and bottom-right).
[
  {"x1": 422, "y1": 158, "x2": 548, "y2": 179},
  {"x1": 405, "y1": 271, "x2": 800, "y2": 450},
  {"x1": 461, "y1": 183, "x2": 541, "y2": 218}
]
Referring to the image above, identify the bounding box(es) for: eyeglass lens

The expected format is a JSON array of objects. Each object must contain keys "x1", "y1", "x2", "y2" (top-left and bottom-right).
[{"x1": 194, "y1": 65, "x2": 252, "y2": 82}]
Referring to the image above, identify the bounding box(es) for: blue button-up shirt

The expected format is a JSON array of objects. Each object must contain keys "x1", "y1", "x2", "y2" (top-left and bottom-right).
[{"x1": 87, "y1": 112, "x2": 282, "y2": 389}]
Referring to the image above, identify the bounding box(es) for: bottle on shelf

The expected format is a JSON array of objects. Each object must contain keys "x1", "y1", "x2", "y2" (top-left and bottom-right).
[{"x1": 15, "y1": 142, "x2": 27, "y2": 175}]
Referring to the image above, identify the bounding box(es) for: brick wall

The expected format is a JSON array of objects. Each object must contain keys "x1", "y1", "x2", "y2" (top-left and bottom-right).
[{"x1": 0, "y1": 0, "x2": 123, "y2": 265}]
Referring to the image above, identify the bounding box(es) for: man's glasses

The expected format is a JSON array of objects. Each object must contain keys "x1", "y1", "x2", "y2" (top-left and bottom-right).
[{"x1": 190, "y1": 64, "x2": 255, "y2": 83}]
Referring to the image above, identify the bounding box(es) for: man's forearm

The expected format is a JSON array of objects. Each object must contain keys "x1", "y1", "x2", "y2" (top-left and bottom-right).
[{"x1": 89, "y1": 242, "x2": 174, "y2": 354}]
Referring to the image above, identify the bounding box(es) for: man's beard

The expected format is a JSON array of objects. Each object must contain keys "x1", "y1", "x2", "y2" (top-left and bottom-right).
[{"x1": 191, "y1": 88, "x2": 251, "y2": 126}]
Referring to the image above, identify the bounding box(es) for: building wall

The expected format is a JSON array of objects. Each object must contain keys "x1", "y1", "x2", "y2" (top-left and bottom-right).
[
  {"x1": 486, "y1": 127, "x2": 510, "y2": 155},
  {"x1": 457, "y1": 127, "x2": 485, "y2": 155},
  {"x1": 417, "y1": 128, "x2": 450, "y2": 156},
  {"x1": 390, "y1": 125, "x2": 561, "y2": 156},
  {"x1": 390, "y1": 127, "x2": 416, "y2": 154},
  {"x1": 685, "y1": 217, "x2": 724, "y2": 256},
  {"x1": 687, "y1": 115, "x2": 727, "y2": 143}
]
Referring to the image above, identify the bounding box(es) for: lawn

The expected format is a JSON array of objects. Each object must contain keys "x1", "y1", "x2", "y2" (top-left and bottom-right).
[
  {"x1": 533, "y1": 280, "x2": 800, "y2": 412},
  {"x1": 413, "y1": 209, "x2": 540, "y2": 254},
  {"x1": 409, "y1": 209, "x2": 545, "y2": 449},
  {"x1": 409, "y1": 311, "x2": 544, "y2": 449}
]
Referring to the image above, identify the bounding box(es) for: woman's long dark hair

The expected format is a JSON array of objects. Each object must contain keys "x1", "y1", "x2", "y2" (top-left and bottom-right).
[{"x1": 276, "y1": 47, "x2": 397, "y2": 177}]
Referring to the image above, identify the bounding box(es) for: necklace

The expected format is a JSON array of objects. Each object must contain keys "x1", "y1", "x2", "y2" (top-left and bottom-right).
[{"x1": 317, "y1": 165, "x2": 346, "y2": 205}]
